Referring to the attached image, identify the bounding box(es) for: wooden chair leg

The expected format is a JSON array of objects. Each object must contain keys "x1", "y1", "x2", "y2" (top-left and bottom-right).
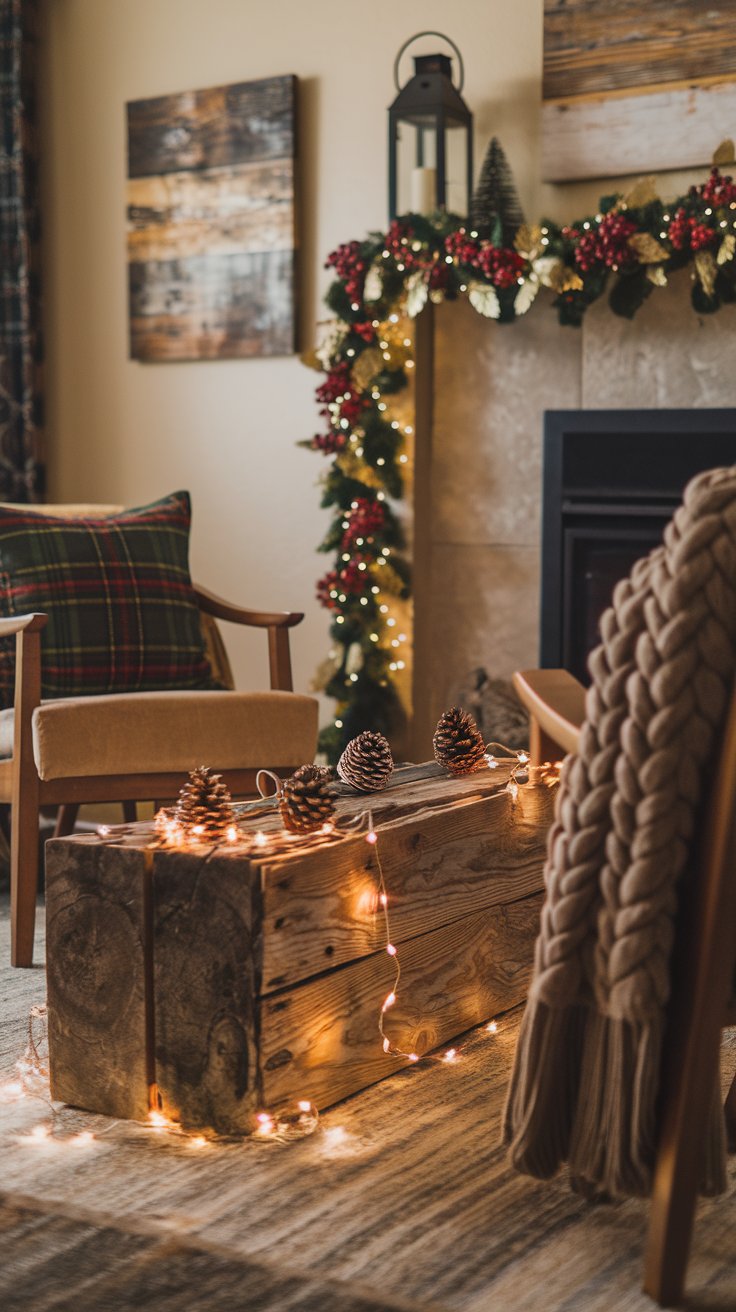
[
  {"x1": 54, "y1": 804, "x2": 79, "y2": 839},
  {"x1": 643, "y1": 1056, "x2": 721, "y2": 1307},
  {"x1": 122, "y1": 801, "x2": 137, "y2": 823},
  {"x1": 725, "y1": 1071, "x2": 736, "y2": 1153},
  {"x1": 10, "y1": 781, "x2": 41, "y2": 968}
]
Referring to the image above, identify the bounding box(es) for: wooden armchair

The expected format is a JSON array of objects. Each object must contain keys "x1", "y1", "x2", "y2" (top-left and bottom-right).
[
  {"x1": 0, "y1": 503, "x2": 318, "y2": 969},
  {"x1": 513, "y1": 667, "x2": 736, "y2": 1308}
]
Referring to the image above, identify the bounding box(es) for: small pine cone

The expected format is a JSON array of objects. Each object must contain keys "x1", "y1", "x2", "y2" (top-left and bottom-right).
[
  {"x1": 433, "y1": 707, "x2": 486, "y2": 776},
  {"x1": 175, "y1": 766, "x2": 235, "y2": 840},
  {"x1": 280, "y1": 764, "x2": 336, "y2": 834},
  {"x1": 337, "y1": 731, "x2": 394, "y2": 793}
]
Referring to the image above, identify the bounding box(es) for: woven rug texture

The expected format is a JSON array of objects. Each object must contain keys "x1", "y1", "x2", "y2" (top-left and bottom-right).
[{"x1": 0, "y1": 901, "x2": 734, "y2": 1312}]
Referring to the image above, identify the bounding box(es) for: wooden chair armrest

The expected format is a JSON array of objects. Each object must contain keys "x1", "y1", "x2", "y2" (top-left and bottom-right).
[
  {"x1": 193, "y1": 585, "x2": 301, "y2": 692},
  {"x1": 193, "y1": 584, "x2": 303, "y2": 630},
  {"x1": 513, "y1": 668, "x2": 586, "y2": 762},
  {"x1": 0, "y1": 612, "x2": 47, "y2": 638}
]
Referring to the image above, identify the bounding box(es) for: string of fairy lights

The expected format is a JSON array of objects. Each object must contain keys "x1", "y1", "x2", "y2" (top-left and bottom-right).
[{"x1": 2, "y1": 751, "x2": 561, "y2": 1148}]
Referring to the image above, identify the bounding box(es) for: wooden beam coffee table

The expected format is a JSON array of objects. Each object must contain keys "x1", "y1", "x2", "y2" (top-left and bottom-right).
[{"x1": 45, "y1": 762, "x2": 554, "y2": 1134}]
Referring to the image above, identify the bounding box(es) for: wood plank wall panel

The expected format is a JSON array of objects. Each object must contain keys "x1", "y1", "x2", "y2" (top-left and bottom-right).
[
  {"x1": 541, "y1": 0, "x2": 736, "y2": 180},
  {"x1": 543, "y1": 0, "x2": 736, "y2": 100},
  {"x1": 126, "y1": 75, "x2": 296, "y2": 361}
]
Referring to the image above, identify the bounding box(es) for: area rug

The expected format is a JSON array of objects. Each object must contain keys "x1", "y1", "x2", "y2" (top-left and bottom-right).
[{"x1": 1, "y1": 902, "x2": 734, "y2": 1312}]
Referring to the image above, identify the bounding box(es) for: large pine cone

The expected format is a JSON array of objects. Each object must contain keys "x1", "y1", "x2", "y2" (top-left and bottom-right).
[
  {"x1": 337, "y1": 731, "x2": 394, "y2": 793},
  {"x1": 175, "y1": 766, "x2": 235, "y2": 840},
  {"x1": 433, "y1": 707, "x2": 487, "y2": 776},
  {"x1": 279, "y1": 764, "x2": 336, "y2": 834}
]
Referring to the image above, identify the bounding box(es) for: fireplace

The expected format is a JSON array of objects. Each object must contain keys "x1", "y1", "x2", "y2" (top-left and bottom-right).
[{"x1": 540, "y1": 409, "x2": 736, "y2": 683}]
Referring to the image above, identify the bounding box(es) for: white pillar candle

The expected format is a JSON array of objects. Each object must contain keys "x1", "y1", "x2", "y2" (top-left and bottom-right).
[{"x1": 411, "y1": 166, "x2": 436, "y2": 215}]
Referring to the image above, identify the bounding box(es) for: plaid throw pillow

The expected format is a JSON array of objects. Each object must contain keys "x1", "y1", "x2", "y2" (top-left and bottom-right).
[{"x1": 0, "y1": 491, "x2": 221, "y2": 709}]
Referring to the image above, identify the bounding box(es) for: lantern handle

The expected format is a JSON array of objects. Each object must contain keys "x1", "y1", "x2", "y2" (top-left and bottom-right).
[{"x1": 393, "y1": 31, "x2": 465, "y2": 94}]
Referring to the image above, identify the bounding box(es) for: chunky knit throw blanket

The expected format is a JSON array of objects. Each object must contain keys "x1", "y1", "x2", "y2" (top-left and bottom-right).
[{"x1": 503, "y1": 465, "x2": 736, "y2": 1198}]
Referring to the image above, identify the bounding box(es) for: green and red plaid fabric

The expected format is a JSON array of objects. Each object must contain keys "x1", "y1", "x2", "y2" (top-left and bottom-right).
[{"x1": 0, "y1": 491, "x2": 221, "y2": 708}]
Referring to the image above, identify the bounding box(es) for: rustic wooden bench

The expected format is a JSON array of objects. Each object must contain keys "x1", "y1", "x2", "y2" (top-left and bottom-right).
[{"x1": 45, "y1": 762, "x2": 554, "y2": 1134}]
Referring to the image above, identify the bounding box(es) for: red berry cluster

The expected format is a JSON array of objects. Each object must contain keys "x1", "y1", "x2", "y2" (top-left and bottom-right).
[
  {"x1": 353, "y1": 322, "x2": 376, "y2": 342},
  {"x1": 385, "y1": 220, "x2": 420, "y2": 269},
  {"x1": 325, "y1": 240, "x2": 366, "y2": 304},
  {"x1": 574, "y1": 213, "x2": 637, "y2": 272},
  {"x1": 477, "y1": 245, "x2": 526, "y2": 288},
  {"x1": 316, "y1": 555, "x2": 370, "y2": 609},
  {"x1": 444, "y1": 230, "x2": 480, "y2": 264},
  {"x1": 667, "y1": 208, "x2": 717, "y2": 252},
  {"x1": 310, "y1": 431, "x2": 347, "y2": 456},
  {"x1": 315, "y1": 363, "x2": 366, "y2": 427},
  {"x1": 341, "y1": 497, "x2": 385, "y2": 547},
  {"x1": 699, "y1": 167, "x2": 736, "y2": 208},
  {"x1": 444, "y1": 229, "x2": 524, "y2": 287}
]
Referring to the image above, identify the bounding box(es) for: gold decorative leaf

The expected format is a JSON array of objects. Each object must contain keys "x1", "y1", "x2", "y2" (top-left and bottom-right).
[
  {"x1": 546, "y1": 263, "x2": 584, "y2": 294},
  {"x1": 467, "y1": 283, "x2": 501, "y2": 319},
  {"x1": 514, "y1": 223, "x2": 543, "y2": 259},
  {"x1": 300, "y1": 348, "x2": 323, "y2": 372},
  {"x1": 695, "y1": 249, "x2": 718, "y2": 298},
  {"x1": 352, "y1": 348, "x2": 383, "y2": 390},
  {"x1": 628, "y1": 232, "x2": 669, "y2": 263},
  {"x1": 717, "y1": 233, "x2": 736, "y2": 266},
  {"x1": 713, "y1": 138, "x2": 736, "y2": 165},
  {"x1": 646, "y1": 265, "x2": 668, "y2": 286},
  {"x1": 623, "y1": 175, "x2": 659, "y2": 209}
]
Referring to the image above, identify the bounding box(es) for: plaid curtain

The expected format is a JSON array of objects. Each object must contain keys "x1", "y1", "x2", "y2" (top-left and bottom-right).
[{"x1": 0, "y1": 0, "x2": 43, "y2": 502}]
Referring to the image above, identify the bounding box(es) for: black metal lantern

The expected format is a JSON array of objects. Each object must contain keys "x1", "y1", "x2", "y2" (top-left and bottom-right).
[{"x1": 388, "y1": 32, "x2": 473, "y2": 221}]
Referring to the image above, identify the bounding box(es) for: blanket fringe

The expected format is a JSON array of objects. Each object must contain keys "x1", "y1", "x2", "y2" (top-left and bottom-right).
[{"x1": 505, "y1": 1006, "x2": 728, "y2": 1197}]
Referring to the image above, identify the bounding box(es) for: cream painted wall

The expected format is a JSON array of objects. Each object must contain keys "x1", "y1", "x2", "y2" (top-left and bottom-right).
[{"x1": 39, "y1": 0, "x2": 713, "y2": 706}]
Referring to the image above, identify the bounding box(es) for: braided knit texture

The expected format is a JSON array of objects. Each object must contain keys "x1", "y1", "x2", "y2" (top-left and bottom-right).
[{"x1": 504, "y1": 465, "x2": 736, "y2": 1197}]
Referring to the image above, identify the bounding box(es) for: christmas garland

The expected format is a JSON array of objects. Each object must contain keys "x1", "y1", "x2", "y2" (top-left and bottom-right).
[{"x1": 305, "y1": 167, "x2": 736, "y2": 760}]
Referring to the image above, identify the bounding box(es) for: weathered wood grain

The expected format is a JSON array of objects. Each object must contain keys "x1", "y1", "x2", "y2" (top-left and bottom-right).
[
  {"x1": 543, "y1": 0, "x2": 736, "y2": 100},
  {"x1": 127, "y1": 161, "x2": 294, "y2": 263},
  {"x1": 541, "y1": 79, "x2": 736, "y2": 182},
  {"x1": 127, "y1": 76, "x2": 295, "y2": 177},
  {"x1": 259, "y1": 894, "x2": 543, "y2": 1111},
  {"x1": 258, "y1": 782, "x2": 551, "y2": 992},
  {"x1": 128, "y1": 249, "x2": 294, "y2": 361},
  {"x1": 152, "y1": 849, "x2": 260, "y2": 1135},
  {"x1": 45, "y1": 841, "x2": 150, "y2": 1120}
]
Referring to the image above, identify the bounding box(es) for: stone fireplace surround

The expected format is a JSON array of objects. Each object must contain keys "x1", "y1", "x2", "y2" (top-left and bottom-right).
[{"x1": 410, "y1": 272, "x2": 736, "y2": 760}]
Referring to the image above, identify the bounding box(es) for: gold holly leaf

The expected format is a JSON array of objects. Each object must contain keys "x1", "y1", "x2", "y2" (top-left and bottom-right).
[
  {"x1": 300, "y1": 348, "x2": 323, "y2": 372},
  {"x1": 717, "y1": 233, "x2": 736, "y2": 265},
  {"x1": 623, "y1": 175, "x2": 659, "y2": 209},
  {"x1": 646, "y1": 265, "x2": 668, "y2": 286},
  {"x1": 537, "y1": 255, "x2": 582, "y2": 292},
  {"x1": 627, "y1": 232, "x2": 669, "y2": 263},
  {"x1": 514, "y1": 223, "x2": 543, "y2": 260},
  {"x1": 695, "y1": 249, "x2": 718, "y2": 298},
  {"x1": 352, "y1": 347, "x2": 383, "y2": 390},
  {"x1": 713, "y1": 138, "x2": 736, "y2": 165}
]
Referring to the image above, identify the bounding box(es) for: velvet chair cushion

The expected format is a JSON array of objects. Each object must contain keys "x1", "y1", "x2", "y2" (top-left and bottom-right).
[{"x1": 0, "y1": 491, "x2": 222, "y2": 708}]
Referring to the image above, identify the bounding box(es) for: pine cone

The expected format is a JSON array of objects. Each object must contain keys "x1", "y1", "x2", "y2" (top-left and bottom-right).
[
  {"x1": 175, "y1": 766, "x2": 235, "y2": 840},
  {"x1": 279, "y1": 764, "x2": 336, "y2": 834},
  {"x1": 337, "y1": 731, "x2": 394, "y2": 792},
  {"x1": 433, "y1": 707, "x2": 486, "y2": 776}
]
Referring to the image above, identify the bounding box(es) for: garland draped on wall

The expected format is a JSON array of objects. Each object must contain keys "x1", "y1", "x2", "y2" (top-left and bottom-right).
[
  {"x1": 305, "y1": 166, "x2": 736, "y2": 760},
  {"x1": 0, "y1": 0, "x2": 44, "y2": 502}
]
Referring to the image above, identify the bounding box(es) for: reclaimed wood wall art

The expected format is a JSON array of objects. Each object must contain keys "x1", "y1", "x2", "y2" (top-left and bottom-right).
[
  {"x1": 126, "y1": 75, "x2": 297, "y2": 361},
  {"x1": 542, "y1": 0, "x2": 736, "y2": 181}
]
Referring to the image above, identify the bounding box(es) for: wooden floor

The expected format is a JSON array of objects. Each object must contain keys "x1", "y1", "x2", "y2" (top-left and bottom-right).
[{"x1": 1, "y1": 901, "x2": 734, "y2": 1312}]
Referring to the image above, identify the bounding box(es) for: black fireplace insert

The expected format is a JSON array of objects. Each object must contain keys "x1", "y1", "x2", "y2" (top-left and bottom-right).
[{"x1": 540, "y1": 409, "x2": 736, "y2": 683}]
